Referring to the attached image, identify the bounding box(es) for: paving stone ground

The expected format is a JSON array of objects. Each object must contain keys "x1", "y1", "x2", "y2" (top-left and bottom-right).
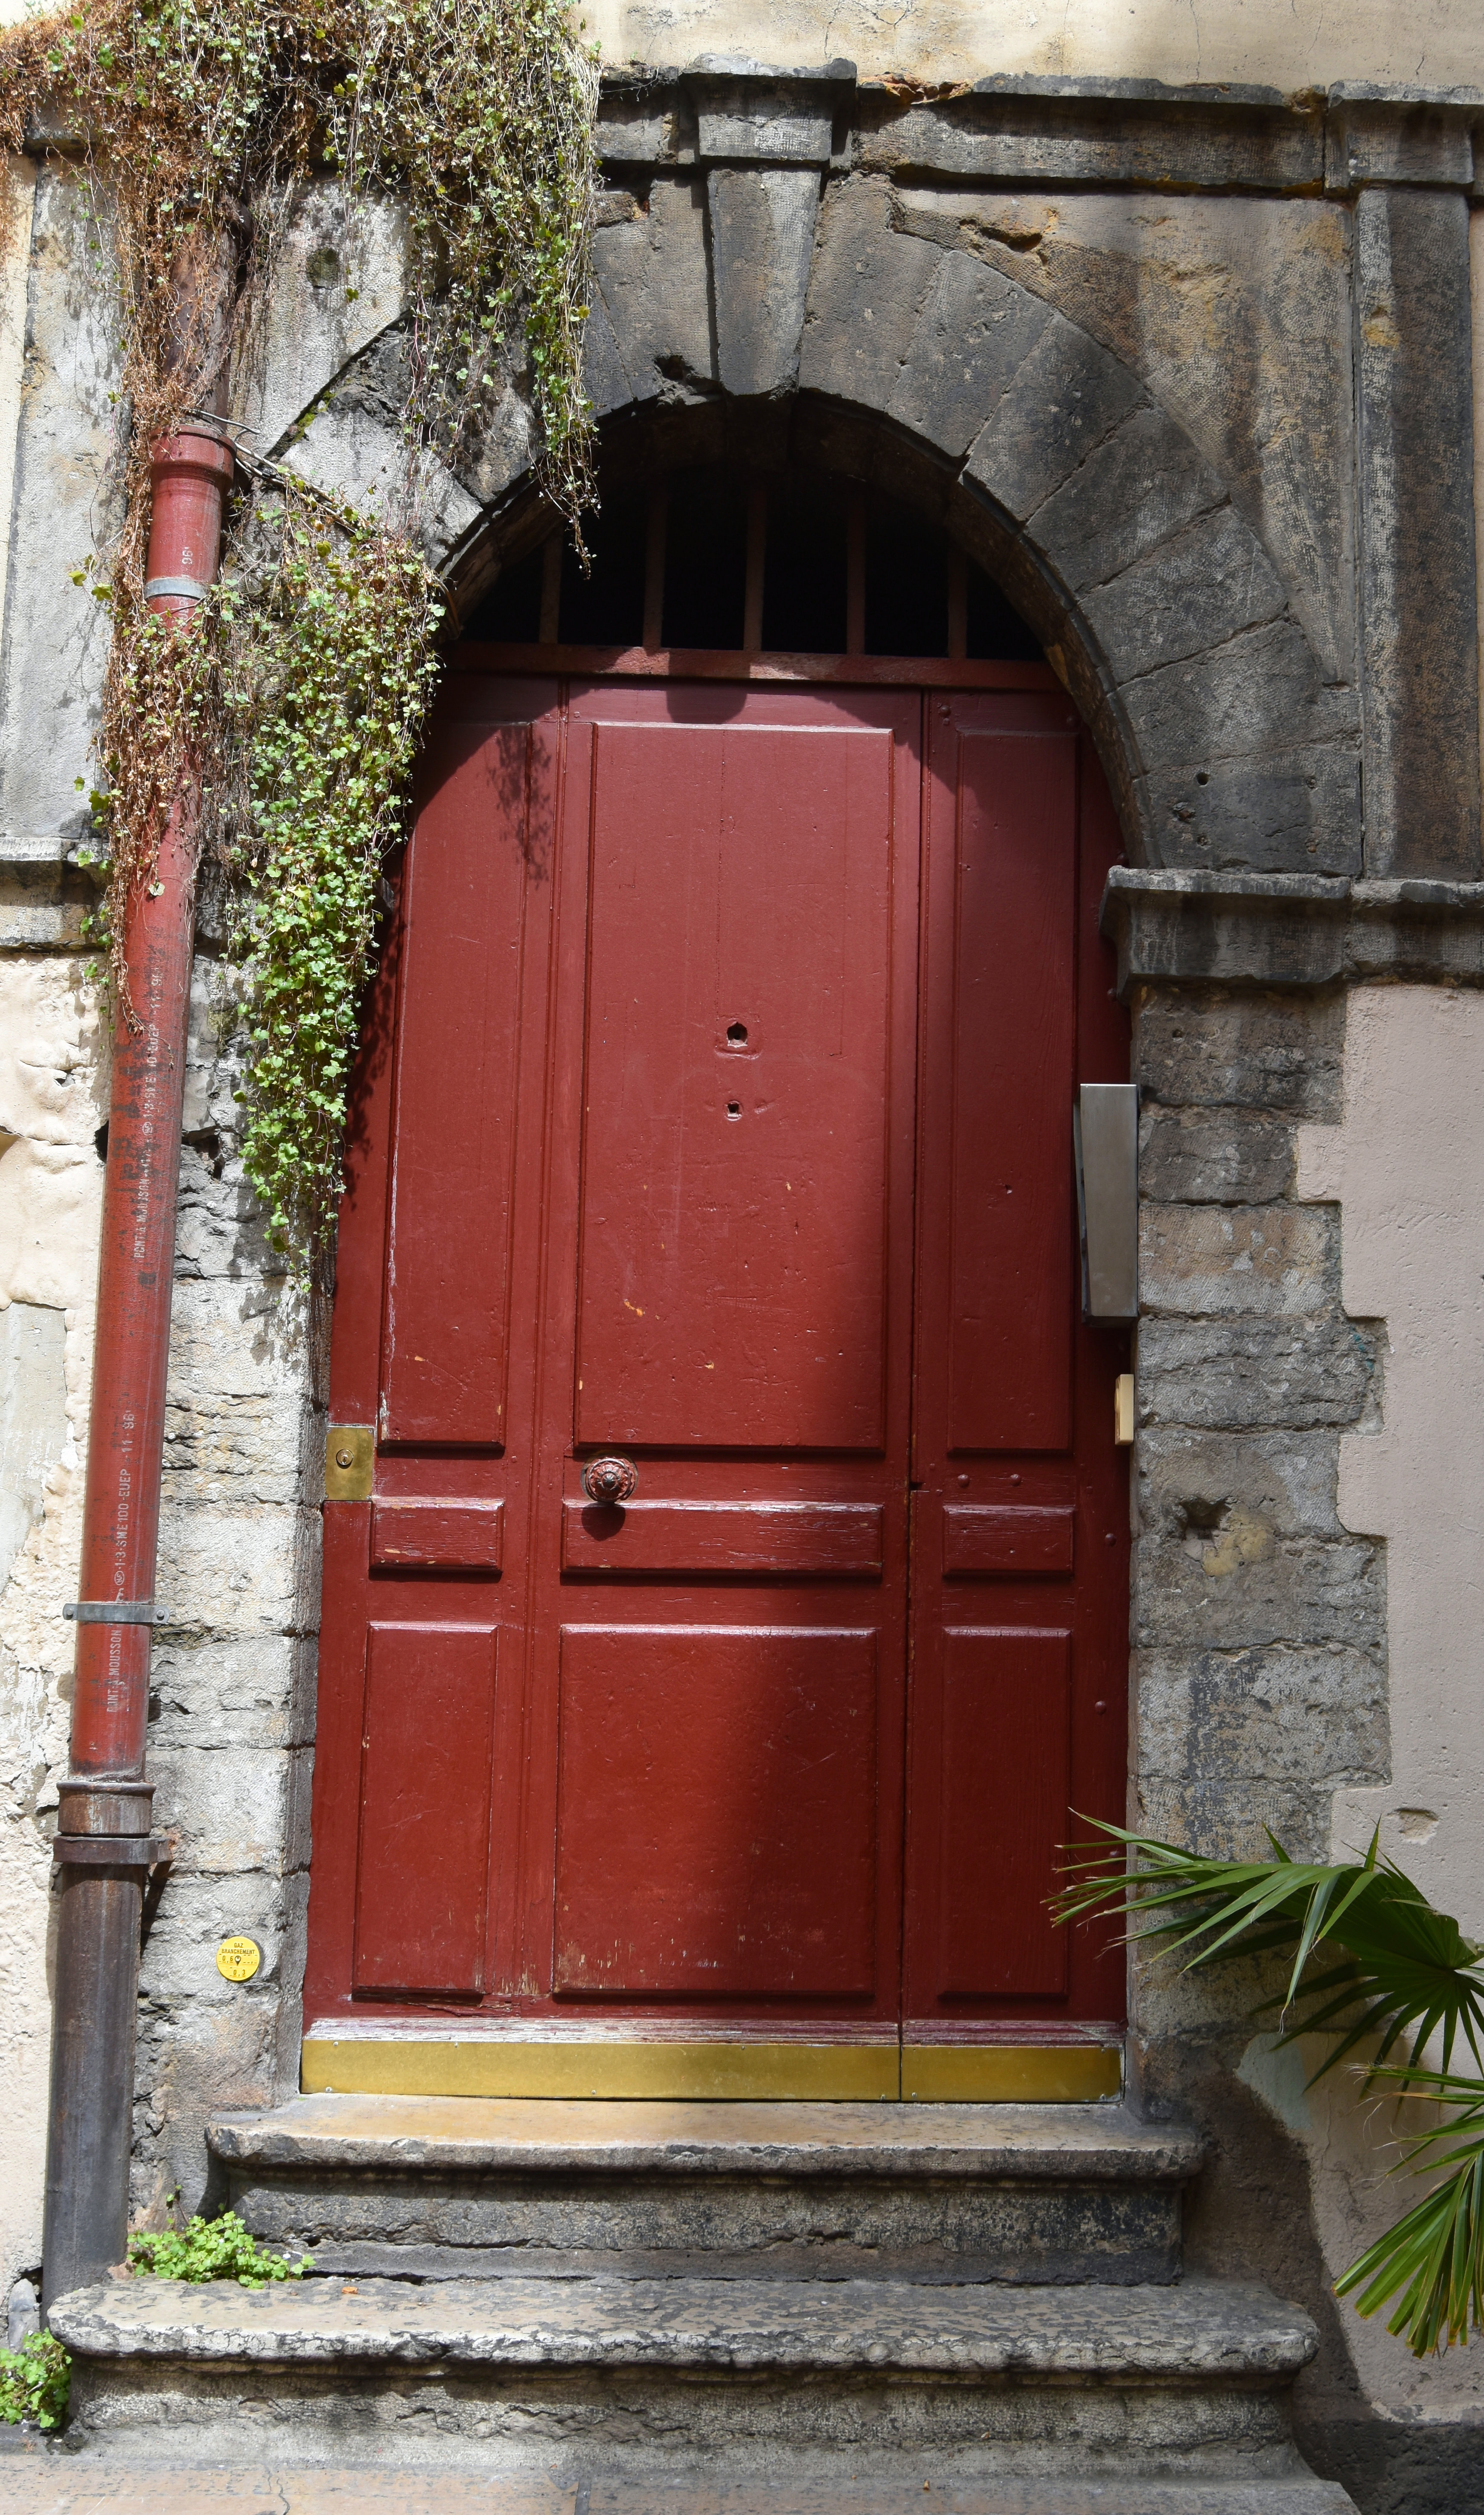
[{"x1": 0, "y1": 2456, "x2": 1353, "y2": 2515}]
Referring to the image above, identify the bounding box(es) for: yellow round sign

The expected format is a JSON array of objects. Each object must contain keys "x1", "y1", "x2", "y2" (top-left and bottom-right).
[{"x1": 216, "y1": 1936, "x2": 261, "y2": 1983}]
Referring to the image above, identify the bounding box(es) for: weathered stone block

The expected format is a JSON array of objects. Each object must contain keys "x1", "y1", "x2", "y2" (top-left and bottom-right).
[
  {"x1": 233, "y1": 187, "x2": 408, "y2": 458},
  {"x1": 0, "y1": 167, "x2": 118, "y2": 861},
  {"x1": 148, "y1": 1743, "x2": 300, "y2": 1876},
  {"x1": 155, "y1": 1500, "x2": 320, "y2": 1638},
  {"x1": 1135, "y1": 1775, "x2": 1333, "y2": 1863},
  {"x1": 1082, "y1": 502, "x2": 1287, "y2": 682},
  {"x1": 1121, "y1": 620, "x2": 1354, "y2": 779},
  {"x1": 1032, "y1": 406, "x2": 1225, "y2": 600},
  {"x1": 798, "y1": 178, "x2": 940, "y2": 412},
  {"x1": 452, "y1": 374, "x2": 540, "y2": 513},
  {"x1": 1136, "y1": 1428, "x2": 1344, "y2": 1542},
  {"x1": 1133, "y1": 987, "x2": 1344, "y2": 1120},
  {"x1": 1138, "y1": 741, "x2": 1363, "y2": 882},
  {"x1": 284, "y1": 402, "x2": 477, "y2": 562},
  {"x1": 174, "y1": 1149, "x2": 285, "y2": 1284},
  {"x1": 1136, "y1": 1318, "x2": 1374, "y2": 1431},
  {"x1": 591, "y1": 178, "x2": 715, "y2": 400},
  {"x1": 708, "y1": 167, "x2": 820, "y2": 397},
  {"x1": 860, "y1": 98, "x2": 1322, "y2": 193},
  {"x1": 162, "y1": 1389, "x2": 311, "y2": 1506},
  {"x1": 168, "y1": 1279, "x2": 314, "y2": 1405},
  {"x1": 1139, "y1": 1108, "x2": 1293, "y2": 1205},
  {"x1": 1139, "y1": 1205, "x2": 1336, "y2": 1319},
  {"x1": 692, "y1": 69, "x2": 843, "y2": 166},
  {"x1": 1137, "y1": 1645, "x2": 1388, "y2": 1791},
  {"x1": 577, "y1": 286, "x2": 635, "y2": 419},
  {"x1": 597, "y1": 97, "x2": 684, "y2": 168},
  {"x1": 148, "y1": 1635, "x2": 307, "y2": 1753},
  {"x1": 964, "y1": 310, "x2": 1144, "y2": 523},
  {"x1": 138, "y1": 1870, "x2": 295, "y2": 2005},
  {"x1": 887, "y1": 250, "x2": 1049, "y2": 461},
  {"x1": 1134, "y1": 1532, "x2": 1381, "y2": 1651},
  {"x1": 0, "y1": 1301, "x2": 65, "y2": 1590},
  {"x1": 1326, "y1": 102, "x2": 1475, "y2": 192}
]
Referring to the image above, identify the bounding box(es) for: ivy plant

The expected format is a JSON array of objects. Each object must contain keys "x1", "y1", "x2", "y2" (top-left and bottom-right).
[
  {"x1": 214, "y1": 498, "x2": 443, "y2": 1247},
  {"x1": 0, "y1": 2332, "x2": 72, "y2": 2430},
  {"x1": 0, "y1": 0, "x2": 598, "y2": 1258}
]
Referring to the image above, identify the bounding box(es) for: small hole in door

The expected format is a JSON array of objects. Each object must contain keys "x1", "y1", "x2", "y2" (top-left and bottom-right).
[
  {"x1": 726, "y1": 1101, "x2": 741, "y2": 1120},
  {"x1": 726, "y1": 1022, "x2": 748, "y2": 1046}
]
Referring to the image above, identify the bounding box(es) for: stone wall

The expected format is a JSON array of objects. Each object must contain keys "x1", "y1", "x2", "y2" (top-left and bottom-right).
[{"x1": 2, "y1": 41, "x2": 1484, "y2": 2506}]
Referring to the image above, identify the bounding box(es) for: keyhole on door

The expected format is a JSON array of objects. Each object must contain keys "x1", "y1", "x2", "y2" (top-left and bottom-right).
[
  {"x1": 726, "y1": 1101, "x2": 742, "y2": 1120},
  {"x1": 727, "y1": 1022, "x2": 748, "y2": 1047}
]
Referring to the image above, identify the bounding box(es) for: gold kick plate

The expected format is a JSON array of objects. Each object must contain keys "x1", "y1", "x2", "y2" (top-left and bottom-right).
[
  {"x1": 324, "y1": 1425, "x2": 374, "y2": 1502},
  {"x1": 300, "y1": 2038, "x2": 1123, "y2": 2103}
]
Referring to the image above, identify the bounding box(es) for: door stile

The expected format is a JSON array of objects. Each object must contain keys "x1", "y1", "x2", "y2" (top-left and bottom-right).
[
  {"x1": 899, "y1": 690, "x2": 1128, "y2": 2093},
  {"x1": 511, "y1": 695, "x2": 598, "y2": 2002}
]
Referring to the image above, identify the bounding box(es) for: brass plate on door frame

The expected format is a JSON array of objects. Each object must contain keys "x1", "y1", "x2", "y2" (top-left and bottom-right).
[{"x1": 324, "y1": 1425, "x2": 374, "y2": 1502}]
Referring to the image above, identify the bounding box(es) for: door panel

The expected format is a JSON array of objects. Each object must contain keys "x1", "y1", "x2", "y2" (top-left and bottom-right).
[
  {"x1": 560, "y1": 1498, "x2": 884, "y2": 1577},
  {"x1": 574, "y1": 719, "x2": 897, "y2": 1452},
  {"x1": 378, "y1": 717, "x2": 547, "y2": 1449},
  {"x1": 932, "y1": 1627, "x2": 1072, "y2": 1999},
  {"x1": 942, "y1": 1504, "x2": 1075, "y2": 1577},
  {"x1": 352, "y1": 1621, "x2": 498, "y2": 1996},
  {"x1": 553, "y1": 1625, "x2": 879, "y2": 1998},
  {"x1": 944, "y1": 723, "x2": 1077, "y2": 1455},
  {"x1": 370, "y1": 1498, "x2": 505, "y2": 1571}
]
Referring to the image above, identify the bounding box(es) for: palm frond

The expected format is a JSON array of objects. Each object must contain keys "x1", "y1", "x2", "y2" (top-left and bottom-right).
[
  {"x1": 1054, "y1": 1819, "x2": 1484, "y2": 2090},
  {"x1": 1333, "y1": 2069, "x2": 1484, "y2": 2355},
  {"x1": 1054, "y1": 1820, "x2": 1484, "y2": 2354}
]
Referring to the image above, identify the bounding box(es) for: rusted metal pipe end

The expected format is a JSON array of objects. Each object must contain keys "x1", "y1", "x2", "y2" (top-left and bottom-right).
[{"x1": 145, "y1": 428, "x2": 235, "y2": 620}]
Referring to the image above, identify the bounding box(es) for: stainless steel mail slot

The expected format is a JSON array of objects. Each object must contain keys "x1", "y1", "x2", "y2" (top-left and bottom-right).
[{"x1": 1073, "y1": 1082, "x2": 1139, "y2": 1320}]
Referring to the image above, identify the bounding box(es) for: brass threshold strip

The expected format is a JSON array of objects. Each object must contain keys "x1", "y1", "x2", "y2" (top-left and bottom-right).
[{"x1": 301, "y1": 2039, "x2": 1122, "y2": 2104}]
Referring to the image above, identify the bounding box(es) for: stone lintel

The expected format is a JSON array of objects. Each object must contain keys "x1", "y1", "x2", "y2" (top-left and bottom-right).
[
  {"x1": 1325, "y1": 100, "x2": 1477, "y2": 191},
  {"x1": 596, "y1": 69, "x2": 1484, "y2": 196},
  {"x1": 1102, "y1": 867, "x2": 1484, "y2": 998}
]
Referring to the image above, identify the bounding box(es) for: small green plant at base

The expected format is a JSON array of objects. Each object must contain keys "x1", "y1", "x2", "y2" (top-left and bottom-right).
[
  {"x1": 1055, "y1": 1822, "x2": 1484, "y2": 2356},
  {"x1": 0, "y1": 2332, "x2": 71, "y2": 2430},
  {"x1": 128, "y1": 2205, "x2": 309, "y2": 2287}
]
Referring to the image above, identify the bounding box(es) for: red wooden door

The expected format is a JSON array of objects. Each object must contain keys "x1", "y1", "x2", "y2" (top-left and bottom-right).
[{"x1": 302, "y1": 660, "x2": 1128, "y2": 2091}]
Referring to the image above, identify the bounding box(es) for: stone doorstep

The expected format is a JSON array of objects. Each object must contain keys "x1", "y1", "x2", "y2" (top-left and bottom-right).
[
  {"x1": 49, "y1": 2273, "x2": 1313, "y2": 2379},
  {"x1": 0, "y1": 2466, "x2": 1361, "y2": 2515},
  {"x1": 206, "y1": 2096, "x2": 1206, "y2": 2184},
  {"x1": 213, "y1": 2096, "x2": 1202, "y2": 2286}
]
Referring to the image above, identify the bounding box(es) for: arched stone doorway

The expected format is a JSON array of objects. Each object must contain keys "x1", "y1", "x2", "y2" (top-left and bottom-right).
[{"x1": 301, "y1": 435, "x2": 1135, "y2": 2102}]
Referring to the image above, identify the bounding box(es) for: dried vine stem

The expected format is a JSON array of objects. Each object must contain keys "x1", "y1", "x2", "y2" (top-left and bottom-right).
[{"x1": 0, "y1": 0, "x2": 597, "y2": 1251}]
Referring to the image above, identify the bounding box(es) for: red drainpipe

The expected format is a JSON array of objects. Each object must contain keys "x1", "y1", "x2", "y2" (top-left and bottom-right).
[{"x1": 42, "y1": 427, "x2": 234, "y2": 2311}]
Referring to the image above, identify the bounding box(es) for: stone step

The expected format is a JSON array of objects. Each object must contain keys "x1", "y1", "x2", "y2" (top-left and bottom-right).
[
  {"x1": 49, "y1": 2269, "x2": 1347, "y2": 2500},
  {"x1": 209, "y1": 2096, "x2": 1203, "y2": 2286}
]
